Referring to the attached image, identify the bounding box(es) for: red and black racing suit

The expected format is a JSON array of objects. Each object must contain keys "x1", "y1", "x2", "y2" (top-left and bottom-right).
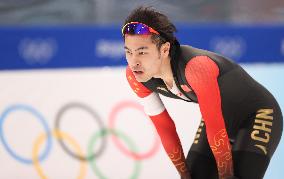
[{"x1": 126, "y1": 43, "x2": 282, "y2": 179}]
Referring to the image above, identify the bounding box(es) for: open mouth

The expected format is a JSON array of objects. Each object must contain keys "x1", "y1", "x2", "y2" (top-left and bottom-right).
[{"x1": 133, "y1": 70, "x2": 144, "y2": 75}]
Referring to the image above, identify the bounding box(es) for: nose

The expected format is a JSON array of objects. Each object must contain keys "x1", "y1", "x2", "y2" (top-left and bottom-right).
[
  {"x1": 133, "y1": 62, "x2": 140, "y2": 66},
  {"x1": 128, "y1": 57, "x2": 141, "y2": 68},
  {"x1": 131, "y1": 62, "x2": 141, "y2": 70}
]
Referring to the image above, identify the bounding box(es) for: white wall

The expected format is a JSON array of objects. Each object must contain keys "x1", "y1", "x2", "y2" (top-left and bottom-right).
[{"x1": 0, "y1": 67, "x2": 200, "y2": 179}]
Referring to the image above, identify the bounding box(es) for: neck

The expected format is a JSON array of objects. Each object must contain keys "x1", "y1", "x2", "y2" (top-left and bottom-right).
[{"x1": 154, "y1": 55, "x2": 174, "y2": 89}]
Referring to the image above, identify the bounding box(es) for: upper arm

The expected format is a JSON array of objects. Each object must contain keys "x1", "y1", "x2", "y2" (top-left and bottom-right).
[
  {"x1": 184, "y1": 56, "x2": 223, "y2": 130},
  {"x1": 185, "y1": 56, "x2": 233, "y2": 178},
  {"x1": 126, "y1": 66, "x2": 165, "y2": 116}
]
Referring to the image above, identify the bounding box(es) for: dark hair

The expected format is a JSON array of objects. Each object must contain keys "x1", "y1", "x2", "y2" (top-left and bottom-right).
[{"x1": 123, "y1": 6, "x2": 178, "y2": 50}]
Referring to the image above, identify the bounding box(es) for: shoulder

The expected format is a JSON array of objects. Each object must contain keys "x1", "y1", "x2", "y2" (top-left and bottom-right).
[
  {"x1": 125, "y1": 66, "x2": 152, "y2": 98},
  {"x1": 185, "y1": 55, "x2": 219, "y2": 76},
  {"x1": 183, "y1": 56, "x2": 220, "y2": 92}
]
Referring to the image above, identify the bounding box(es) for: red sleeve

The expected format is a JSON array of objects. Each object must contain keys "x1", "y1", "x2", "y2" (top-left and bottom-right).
[
  {"x1": 150, "y1": 110, "x2": 189, "y2": 177},
  {"x1": 126, "y1": 66, "x2": 190, "y2": 177},
  {"x1": 185, "y1": 56, "x2": 233, "y2": 178},
  {"x1": 126, "y1": 66, "x2": 152, "y2": 98}
]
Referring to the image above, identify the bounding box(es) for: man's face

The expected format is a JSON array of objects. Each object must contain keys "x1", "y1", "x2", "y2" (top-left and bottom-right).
[{"x1": 124, "y1": 34, "x2": 162, "y2": 82}]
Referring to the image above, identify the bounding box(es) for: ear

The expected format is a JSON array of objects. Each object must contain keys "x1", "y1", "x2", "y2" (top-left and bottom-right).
[{"x1": 161, "y1": 42, "x2": 171, "y2": 57}]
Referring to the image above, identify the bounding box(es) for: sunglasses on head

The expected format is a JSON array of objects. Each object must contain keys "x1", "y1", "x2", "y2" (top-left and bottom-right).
[{"x1": 122, "y1": 22, "x2": 160, "y2": 36}]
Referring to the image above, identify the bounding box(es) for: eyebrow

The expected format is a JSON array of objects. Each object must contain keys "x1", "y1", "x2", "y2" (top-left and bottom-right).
[{"x1": 124, "y1": 46, "x2": 148, "y2": 51}]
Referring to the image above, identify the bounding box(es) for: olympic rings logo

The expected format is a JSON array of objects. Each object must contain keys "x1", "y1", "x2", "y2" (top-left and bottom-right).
[{"x1": 0, "y1": 100, "x2": 161, "y2": 179}]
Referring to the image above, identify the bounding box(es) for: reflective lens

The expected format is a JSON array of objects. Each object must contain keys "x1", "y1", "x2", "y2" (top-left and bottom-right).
[{"x1": 122, "y1": 22, "x2": 159, "y2": 36}]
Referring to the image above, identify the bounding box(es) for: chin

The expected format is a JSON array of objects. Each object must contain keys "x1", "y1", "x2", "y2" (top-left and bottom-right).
[{"x1": 135, "y1": 76, "x2": 151, "y2": 83}]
